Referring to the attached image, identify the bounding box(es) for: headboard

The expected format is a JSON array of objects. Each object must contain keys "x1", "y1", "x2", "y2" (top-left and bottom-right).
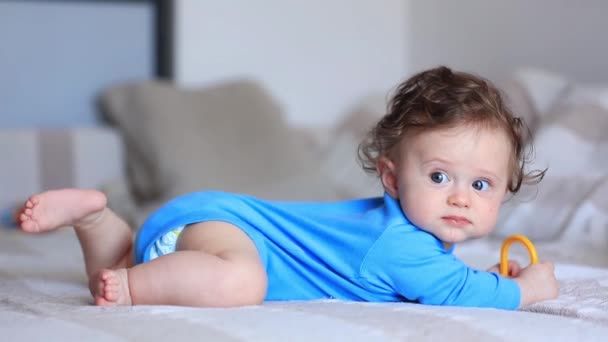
[{"x1": 0, "y1": 0, "x2": 173, "y2": 128}]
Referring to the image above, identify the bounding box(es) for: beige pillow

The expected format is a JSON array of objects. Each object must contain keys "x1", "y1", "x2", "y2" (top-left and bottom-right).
[
  {"x1": 99, "y1": 79, "x2": 326, "y2": 203},
  {"x1": 500, "y1": 67, "x2": 571, "y2": 143},
  {"x1": 495, "y1": 84, "x2": 608, "y2": 243},
  {"x1": 318, "y1": 97, "x2": 385, "y2": 199}
]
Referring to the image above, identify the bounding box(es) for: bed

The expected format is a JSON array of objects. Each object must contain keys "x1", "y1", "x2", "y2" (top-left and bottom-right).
[
  {"x1": 1, "y1": 67, "x2": 608, "y2": 341},
  {"x1": 2, "y1": 226, "x2": 608, "y2": 341}
]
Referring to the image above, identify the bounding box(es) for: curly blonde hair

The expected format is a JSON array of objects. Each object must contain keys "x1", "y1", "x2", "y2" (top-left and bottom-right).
[{"x1": 357, "y1": 66, "x2": 544, "y2": 193}]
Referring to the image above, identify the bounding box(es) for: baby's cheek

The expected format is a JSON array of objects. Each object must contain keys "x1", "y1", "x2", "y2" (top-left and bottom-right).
[
  {"x1": 485, "y1": 203, "x2": 501, "y2": 224},
  {"x1": 401, "y1": 201, "x2": 426, "y2": 226},
  {"x1": 487, "y1": 205, "x2": 498, "y2": 215}
]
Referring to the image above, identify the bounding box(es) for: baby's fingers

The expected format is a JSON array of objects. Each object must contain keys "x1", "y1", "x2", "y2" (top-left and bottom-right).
[{"x1": 508, "y1": 261, "x2": 522, "y2": 277}]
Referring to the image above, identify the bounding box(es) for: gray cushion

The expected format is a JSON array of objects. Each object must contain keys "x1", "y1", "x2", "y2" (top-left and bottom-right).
[{"x1": 99, "y1": 79, "x2": 328, "y2": 203}]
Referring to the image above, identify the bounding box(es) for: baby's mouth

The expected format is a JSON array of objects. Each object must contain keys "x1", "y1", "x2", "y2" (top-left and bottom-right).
[{"x1": 441, "y1": 216, "x2": 471, "y2": 227}]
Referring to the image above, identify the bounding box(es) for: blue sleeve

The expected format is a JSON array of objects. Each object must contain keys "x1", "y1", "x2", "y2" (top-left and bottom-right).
[{"x1": 361, "y1": 228, "x2": 521, "y2": 310}]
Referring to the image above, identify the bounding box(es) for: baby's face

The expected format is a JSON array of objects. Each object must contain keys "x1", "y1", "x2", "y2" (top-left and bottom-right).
[{"x1": 392, "y1": 125, "x2": 511, "y2": 244}]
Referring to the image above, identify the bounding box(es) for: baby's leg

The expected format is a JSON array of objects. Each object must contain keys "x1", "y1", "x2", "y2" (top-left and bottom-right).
[
  {"x1": 18, "y1": 189, "x2": 134, "y2": 278},
  {"x1": 91, "y1": 268, "x2": 131, "y2": 306},
  {"x1": 19, "y1": 188, "x2": 107, "y2": 233},
  {"x1": 94, "y1": 221, "x2": 267, "y2": 307}
]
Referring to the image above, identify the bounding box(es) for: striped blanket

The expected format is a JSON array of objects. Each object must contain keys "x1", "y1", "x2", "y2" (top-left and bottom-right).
[{"x1": 2, "y1": 227, "x2": 608, "y2": 341}]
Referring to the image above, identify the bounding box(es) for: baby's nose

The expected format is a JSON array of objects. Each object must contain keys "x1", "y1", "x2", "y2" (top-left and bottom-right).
[{"x1": 447, "y1": 188, "x2": 470, "y2": 208}]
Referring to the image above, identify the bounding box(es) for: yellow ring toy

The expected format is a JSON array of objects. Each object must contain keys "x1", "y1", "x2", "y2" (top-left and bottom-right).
[{"x1": 500, "y1": 234, "x2": 539, "y2": 276}]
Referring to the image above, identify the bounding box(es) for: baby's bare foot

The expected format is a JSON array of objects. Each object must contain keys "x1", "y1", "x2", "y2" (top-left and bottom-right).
[
  {"x1": 18, "y1": 188, "x2": 107, "y2": 233},
  {"x1": 92, "y1": 268, "x2": 132, "y2": 306}
]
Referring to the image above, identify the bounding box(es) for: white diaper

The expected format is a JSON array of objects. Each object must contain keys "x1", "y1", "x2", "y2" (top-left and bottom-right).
[{"x1": 148, "y1": 225, "x2": 185, "y2": 260}]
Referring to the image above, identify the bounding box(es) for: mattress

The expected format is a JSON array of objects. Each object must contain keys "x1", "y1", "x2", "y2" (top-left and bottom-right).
[{"x1": 2, "y1": 225, "x2": 608, "y2": 341}]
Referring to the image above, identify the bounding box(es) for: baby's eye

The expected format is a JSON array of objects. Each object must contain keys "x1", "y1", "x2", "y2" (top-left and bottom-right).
[
  {"x1": 472, "y1": 179, "x2": 490, "y2": 191},
  {"x1": 430, "y1": 172, "x2": 449, "y2": 184}
]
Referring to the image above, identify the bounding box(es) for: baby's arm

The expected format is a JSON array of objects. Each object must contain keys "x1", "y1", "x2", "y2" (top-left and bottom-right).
[
  {"x1": 487, "y1": 260, "x2": 558, "y2": 307},
  {"x1": 373, "y1": 251, "x2": 523, "y2": 309},
  {"x1": 512, "y1": 262, "x2": 559, "y2": 307},
  {"x1": 366, "y1": 228, "x2": 540, "y2": 309}
]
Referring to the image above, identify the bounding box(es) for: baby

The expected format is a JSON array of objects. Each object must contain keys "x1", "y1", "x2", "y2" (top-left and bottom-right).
[{"x1": 18, "y1": 66, "x2": 559, "y2": 309}]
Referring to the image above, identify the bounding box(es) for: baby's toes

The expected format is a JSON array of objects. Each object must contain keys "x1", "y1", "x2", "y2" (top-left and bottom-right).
[
  {"x1": 105, "y1": 272, "x2": 118, "y2": 284},
  {"x1": 21, "y1": 219, "x2": 39, "y2": 232},
  {"x1": 29, "y1": 196, "x2": 40, "y2": 206},
  {"x1": 100, "y1": 270, "x2": 114, "y2": 281},
  {"x1": 104, "y1": 283, "x2": 118, "y2": 301},
  {"x1": 96, "y1": 278, "x2": 106, "y2": 296},
  {"x1": 95, "y1": 295, "x2": 109, "y2": 306}
]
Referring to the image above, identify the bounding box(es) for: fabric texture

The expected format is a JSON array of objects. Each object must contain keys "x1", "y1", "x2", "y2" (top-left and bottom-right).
[
  {"x1": 148, "y1": 225, "x2": 184, "y2": 260},
  {"x1": 494, "y1": 68, "x2": 608, "y2": 250},
  {"x1": 98, "y1": 80, "x2": 335, "y2": 204},
  {"x1": 2, "y1": 226, "x2": 608, "y2": 341},
  {"x1": 134, "y1": 191, "x2": 519, "y2": 309}
]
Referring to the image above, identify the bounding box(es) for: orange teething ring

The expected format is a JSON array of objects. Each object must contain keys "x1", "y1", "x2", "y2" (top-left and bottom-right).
[{"x1": 500, "y1": 234, "x2": 538, "y2": 276}]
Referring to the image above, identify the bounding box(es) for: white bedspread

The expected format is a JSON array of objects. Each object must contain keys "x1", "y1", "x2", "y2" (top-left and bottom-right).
[{"x1": 2, "y1": 227, "x2": 608, "y2": 341}]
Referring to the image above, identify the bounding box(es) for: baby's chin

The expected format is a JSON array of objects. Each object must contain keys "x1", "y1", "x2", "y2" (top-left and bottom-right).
[
  {"x1": 416, "y1": 222, "x2": 478, "y2": 244},
  {"x1": 432, "y1": 228, "x2": 471, "y2": 244}
]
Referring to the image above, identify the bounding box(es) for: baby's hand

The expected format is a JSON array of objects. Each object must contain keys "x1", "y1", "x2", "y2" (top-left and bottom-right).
[
  {"x1": 513, "y1": 262, "x2": 559, "y2": 307},
  {"x1": 487, "y1": 260, "x2": 521, "y2": 278}
]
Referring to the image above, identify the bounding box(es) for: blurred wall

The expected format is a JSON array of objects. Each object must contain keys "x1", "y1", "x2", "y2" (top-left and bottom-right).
[
  {"x1": 0, "y1": 1, "x2": 154, "y2": 128},
  {"x1": 407, "y1": 0, "x2": 608, "y2": 85},
  {"x1": 3, "y1": 1, "x2": 606, "y2": 128},
  {"x1": 174, "y1": 0, "x2": 408, "y2": 127},
  {"x1": 175, "y1": 0, "x2": 608, "y2": 127}
]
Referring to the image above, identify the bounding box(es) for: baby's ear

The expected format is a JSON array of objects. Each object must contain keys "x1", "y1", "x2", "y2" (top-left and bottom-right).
[{"x1": 377, "y1": 156, "x2": 398, "y2": 198}]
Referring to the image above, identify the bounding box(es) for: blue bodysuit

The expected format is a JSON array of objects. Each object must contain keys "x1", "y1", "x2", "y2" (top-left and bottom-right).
[{"x1": 134, "y1": 191, "x2": 520, "y2": 310}]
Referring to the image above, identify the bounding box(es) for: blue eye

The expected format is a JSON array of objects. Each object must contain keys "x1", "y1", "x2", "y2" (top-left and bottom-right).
[
  {"x1": 430, "y1": 172, "x2": 449, "y2": 184},
  {"x1": 472, "y1": 179, "x2": 490, "y2": 191}
]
